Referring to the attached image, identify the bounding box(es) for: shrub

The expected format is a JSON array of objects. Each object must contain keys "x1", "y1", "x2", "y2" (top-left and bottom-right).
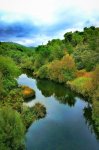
[
  {"x1": 37, "y1": 65, "x2": 48, "y2": 79},
  {"x1": 68, "y1": 77, "x2": 92, "y2": 96},
  {"x1": 4, "y1": 89, "x2": 24, "y2": 113},
  {"x1": 0, "y1": 107, "x2": 25, "y2": 150},
  {"x1": 21, "y1": 86, "x2": 35, "y2": 99},
  {"x1": 22, "y1": 103, "x2": 46, "y2": 128},
  {"x1": 76, "y1": 69, "x2": 92, "y2": 78}
]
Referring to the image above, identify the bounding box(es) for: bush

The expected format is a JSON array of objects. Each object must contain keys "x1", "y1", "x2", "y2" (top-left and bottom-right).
[
  {"x1": 0, "y1": 107, "x2": 25, "y2": 150},
  {"x1": 37, "y1": 65, "x2": 48, "y2": 79},
  {"x1": 47, "y1": 54, "x2": 76, "y2": 83},
  {"x1": 0, "y1": 56, "x2": 20, "y2": 98},
  {"x1": 0, "y1": 56, "x2": 20, "y2": 78},
  {"x1": 22, "y1": 103, "x2": 46, "y2": 128},
  {"x1": 21, "y1": 86, "x2": 35, "y2": 100},
  {"x1": 76, "y1": 69, "x2": 92, "y2": 78},
  {"x1": 91, "y1": 65, "x2": 99, "y2": 91},
  {"x1": 68, "y1": 77, "x2": 92, "y2": 96},
  {"x1": 4, "y1": 89, "x2": 24, "y2": 113}
]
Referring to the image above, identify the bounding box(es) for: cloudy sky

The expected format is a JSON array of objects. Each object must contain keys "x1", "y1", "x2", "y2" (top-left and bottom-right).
[{"x1": 0, "y1": 0, "x2": 99, "y2": 46}]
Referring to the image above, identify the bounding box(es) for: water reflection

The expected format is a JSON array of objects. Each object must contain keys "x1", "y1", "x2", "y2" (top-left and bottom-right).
[
  {"x1": 83, "y1": 105, "x2": 99, "y2": 139},
  {"x1": 36, "y1": 79, "x2": 76, "y2": 107}
]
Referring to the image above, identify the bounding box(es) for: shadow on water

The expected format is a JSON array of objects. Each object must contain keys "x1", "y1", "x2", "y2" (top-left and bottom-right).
[
  {"x1": 36, "y1": 79, "x2": 76, "y2": 107},
  {"x1": 24, "y1": 95, "x2": 36, "y2": 102},
  {"x1": 83, "y1": 105, "x2": 99, "y2": 140}
]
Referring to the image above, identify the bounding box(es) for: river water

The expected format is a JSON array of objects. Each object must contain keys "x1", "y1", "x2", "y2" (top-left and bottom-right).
[{"x1": 18, "y1": 74, "x2": 99, "y2": 150}]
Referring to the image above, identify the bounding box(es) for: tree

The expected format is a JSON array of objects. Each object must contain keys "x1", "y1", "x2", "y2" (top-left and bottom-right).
[
  {"x1": 60, "y1": 54, "x2": 76, "y2": 81},
  {"x1": 0, "y1": 56, "x2": 20, "y2": 98},
  {"x1": 64, "y1": 32, "x2": 73, "y2": 43},
  {"x1": 0, "y1": 107, "x2": 25, "y2": 150},
  {"x1": 0, "y1": 56, "x2": 20, "y2": 78},
  {"x1": 0, "y1": 72, "x2": 3, "y2": 99},
  {"x1": 37, "y1": 65, "x2": 48, "y2": 79},
  {"x1": 5, "y1": 89, "x2": 24, "y2": 113},
  {"x1": 92, "y1": 65, "x2": 99, "y2": 91},
  {"x1": 48, "y1": 54, "x2": 76, "y2": 83}
]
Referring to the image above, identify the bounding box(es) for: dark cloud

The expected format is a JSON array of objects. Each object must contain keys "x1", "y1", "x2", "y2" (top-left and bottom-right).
[{"x1": 0, "y1": 20, "x2": 40, "y2": 40}]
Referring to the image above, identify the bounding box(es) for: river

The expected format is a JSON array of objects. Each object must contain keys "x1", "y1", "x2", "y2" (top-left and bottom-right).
[{"x1": 18, "y1": 74, "x2": 99, "y2": 150}]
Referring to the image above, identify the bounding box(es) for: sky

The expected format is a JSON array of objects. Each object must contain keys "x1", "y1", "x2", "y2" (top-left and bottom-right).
[{"x1": 0, "y1": 0, "x2": 99, "y2": 46}]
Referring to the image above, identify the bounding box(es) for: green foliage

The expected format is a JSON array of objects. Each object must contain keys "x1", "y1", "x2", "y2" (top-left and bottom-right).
[
  {"x1": 37, "y1": 54, "x2": 76, "y2": 83},
  {"x1": 64, "y1": 43, "x2": 74, "y2": 54},
  {"x1": 47, "y1": 39, "x2": 65, "y2": 60},
  {"x1": 32, "y1": 103, "x2": 46, "y2": 118},
  {"x1": 34, "y1": 53, "x2": 46, "y2": 69},
  {"x1": 92, "y1": 65, "x2": 99, "y2": 91},
  {"x1": 0, "y1": 72, "x2": 4, "y2": 99},
  {"x1": 64, "y1": 31, "x2": 84, "y2": 48},
  {"x1": 68, "y1": 77, "x2": 92, "y2": 96},
  {"x1": 0, "y1": 106, "x2": 25, "y2": 150},
  {"x1": 63, "y1": 27, "x2": 99, "y2": 71},
  {"x1": 73, "y1": 48, "x2": 99, "y2": 71},
  {"x1": 0, "y1": 42, "x2": 34, "y2": 68},
  {"x1": 0, "y1": 56, "x2": 20, "y2": 78},
  {"x1": 37, "y1": 65, "x2": 48, "y2": 79},
  {"x1": 33, "y1": 39, "x2": 66, "y2": 71},
  {"x1": 3, "y1": 89, "x2": 24, "y2": 113},
  {"x1": 64, "y1": 32, "x2": 73, "y2": 43},
  {"x1": 61, "y1": 54, "x2": 76, "y2": 81},
  {"x1": 20, "y1": 56, "x2": 34, "y2": 70},
  {"x1": 0, "y1": 56, "x2": 20, "y2": 98},
  {"x1": 22, "y1": 103, "x2": 46, "y2": 128}
]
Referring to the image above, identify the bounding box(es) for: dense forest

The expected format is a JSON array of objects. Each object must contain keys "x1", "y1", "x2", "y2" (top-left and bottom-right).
[{"x1": 0, "y1": 26, "x2": 99, "y2": 149}]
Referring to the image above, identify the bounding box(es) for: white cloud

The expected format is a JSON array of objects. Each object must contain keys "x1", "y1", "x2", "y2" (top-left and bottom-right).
[
  {"x1": 0, "y1": 0, "x2": 58, "y2": 25},
  {"x1": 0, "y1": 0, "x2": 99, "y2": 25}
]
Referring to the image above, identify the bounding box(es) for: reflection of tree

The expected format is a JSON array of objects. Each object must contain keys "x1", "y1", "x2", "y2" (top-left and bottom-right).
[
  {"x1": 36, "y1": 79, "x2": 55, "y2": 97},
  {"x1": 24, "y1": 95, "x2": 36, "y2": 102},
  {"x1": 22, "y1": 69, "x2": 34, "y2": 78},
  {"x1": 56, "y1": 94, "x2": 76, "y2": 107},
  {"x1": 37, "y1": 79, "x2": 76, "y2": 107},
  {"x1": 83, "y1": 105, "x2": 99, "y2": 139}
]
